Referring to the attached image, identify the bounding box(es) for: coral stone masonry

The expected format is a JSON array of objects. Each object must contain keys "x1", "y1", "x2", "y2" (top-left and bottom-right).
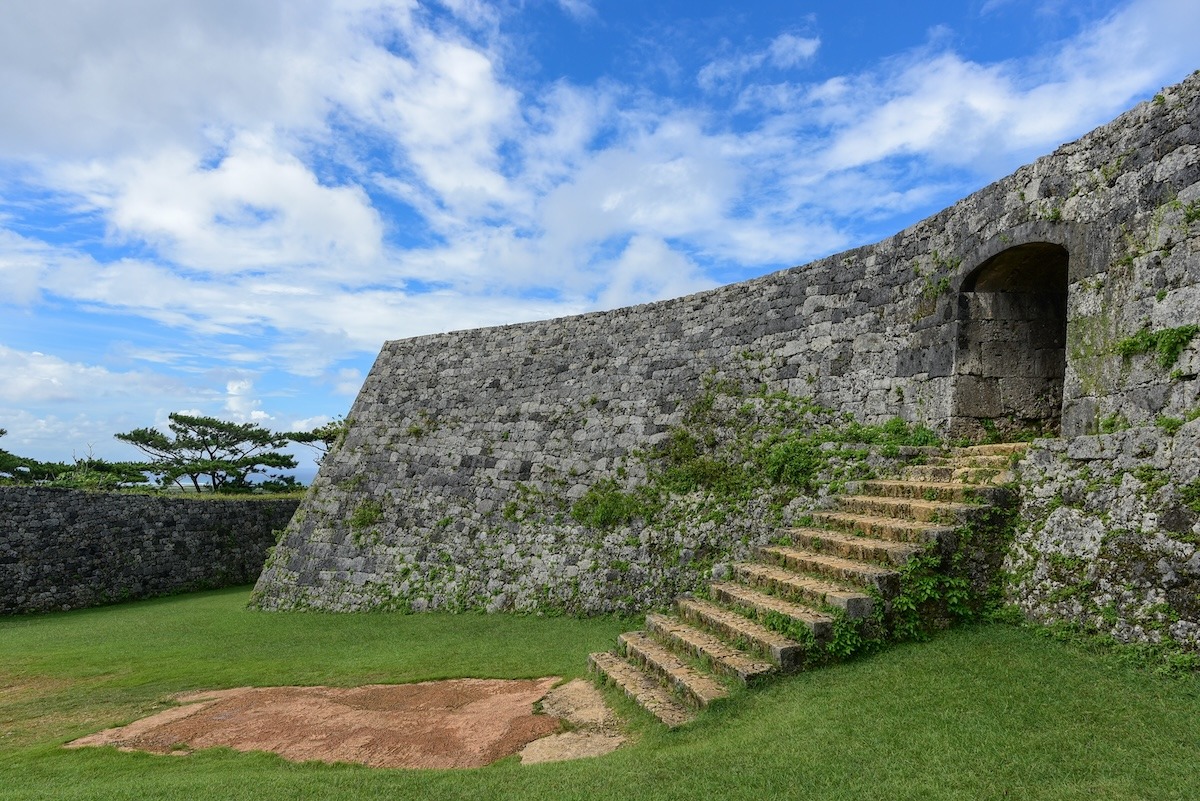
[
  {"x1": 252, "y1": 72, "x2": 1200, "y2": 661},
  {"x1": 2, "y1": 488, "x2": 298, "y2": 614}
]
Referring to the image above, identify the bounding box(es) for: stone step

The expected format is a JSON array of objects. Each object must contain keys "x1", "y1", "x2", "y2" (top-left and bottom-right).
[
  {"x1": 781, "y1": 527, "x2": 926, "y2": 567},
  {"x1": 588, "y1": 651, "x2": 695, "y2": 728},
  {"x1": 732, "y1": 562, "x2": 875, "y2": 618},
  {"x1": 900, "y1": 464, "x2": 1006, "y2": 484},
  {"x1": 645, "y1": 613, "x2": 776, "y2": 684},
  {"x1": 936, "y1": 454, "x2": 1012, "y2": 468},
  {"x1": 710, "y1": 582, "x2": 834, "y2": 640},
  {"x1": 618, "y1": 631, "x2": 730, "y2": 708},
  {"x1": 952, "y1": 443, "x2": 1030, "y2": 457},
  {"x1": 856, "y1": 479, "x2": 996, "y2": 503},
  {"x1": 809, "y1": 510, "x2": 957, "y2": 546},
  {"x1": 835, "y1": 494, "x2": 982, "y2": 524},
  {"x1": 757, "y1": 544, "x2": 902, "y2": 597},
  {"x1": 676, "y1": 597, "x2": 807, "y2": 670}
]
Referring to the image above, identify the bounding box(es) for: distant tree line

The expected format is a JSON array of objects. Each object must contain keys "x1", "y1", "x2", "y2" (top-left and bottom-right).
[{"x1": 0, "y1": 414, "x2": 347, "y2": 494}]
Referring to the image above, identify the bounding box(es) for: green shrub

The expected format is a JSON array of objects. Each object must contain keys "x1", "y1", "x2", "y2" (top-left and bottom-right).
[
  {"x1": 350, "y1": 499, "x2": 383, "y2": 529},
  {"x1": 570, "y1": 479, "x2": 651, "y2": 529},
  {"x1": 763, "y1": 438, "x2": 823, "y2": 491},
  {"x1": 1116, "y1": 325, "x2": 1199, "y2": 368}
]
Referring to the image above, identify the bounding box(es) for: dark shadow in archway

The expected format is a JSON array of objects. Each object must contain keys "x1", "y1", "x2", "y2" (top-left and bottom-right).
[{"x1": 950, "y1": 242, "x2": 1069, "y2": 440}]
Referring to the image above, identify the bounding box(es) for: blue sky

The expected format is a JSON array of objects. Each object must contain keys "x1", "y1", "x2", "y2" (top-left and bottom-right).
[{"x1": 1, "y1": 0, "x2": 1196, "y2": 479}]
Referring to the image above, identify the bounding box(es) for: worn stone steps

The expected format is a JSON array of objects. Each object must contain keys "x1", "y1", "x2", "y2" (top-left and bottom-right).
[
  {"x1": 899, "y1": 463, "x2": 1005, "y2": 484},
  {"x1": 809, "y1": 510, "x2": 956, "y2": 546},
  {"x1": 676, "y1": 597, "x2": 807, "y2": 670},
  {"x1": 588, "y1": 651, "x2": 695, "y2": 728},
  {"x1": 835, "y1": 494, "x2": 982, "y2": 524},
  {"x1": 618, "y1": 631, "x2": 731, "y2": 708},
  {"x1": 757, "y1": 544, "x2": 902, "y2": 596},
  {"x1": 780, "y1": 526, "x2": 924, "y2": 567},
  {"x1": 710, "y1": 581, "x2": 835, "y2": 639},
  {"x1": 856, "y1": 479, "x2": 1001, "y2": 504},
  {"x1": 953, "y1": 443, "x2": 1029, "y2": 457},
  {"x1": 645, "y1": 612, "x2": 776, "y2": 684},
  {"x1": 590, "y1": 441, "x2": 1028, "y2": 727},
  {"x1": 732, "y1": 562, "x2": 875, "y2": 618}
]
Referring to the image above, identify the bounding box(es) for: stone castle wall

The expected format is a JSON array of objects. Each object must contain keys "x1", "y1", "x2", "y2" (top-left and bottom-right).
[
  {"x1": 1011, "y1": 423, "x2": 1200, "y2": 652},
  {"x1": 253, "y1": 73, "x2": 1200, "y2": 649},
  {"x1": 1, "y1": 487, "x2": 298, "y2": 614}
]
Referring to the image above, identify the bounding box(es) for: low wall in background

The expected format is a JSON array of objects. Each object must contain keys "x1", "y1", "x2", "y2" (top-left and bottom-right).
[{"x1": 0, "y1": 487, "x2": 298, "y2": 614}]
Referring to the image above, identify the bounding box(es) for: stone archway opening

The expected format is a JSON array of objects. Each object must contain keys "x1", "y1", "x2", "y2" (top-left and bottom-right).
[{"x1": 950, "y1": 242, "x2": 1069, "y2": 440}]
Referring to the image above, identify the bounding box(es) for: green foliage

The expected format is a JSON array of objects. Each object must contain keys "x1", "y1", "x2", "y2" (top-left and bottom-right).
[
  {"x1": 0, "y1": 431, "x2": 148, "y2": 489},
  {"x1": 289, "y1": 415, "x2": 350, "y2": 464},
  {"x1": 1181, "y1": 480, "x2": 1200, "y2": 514},
  {"x1": 921, "y1": 274, "x2": 952, "y2": 301},
  {"x1": 45, "y1": 455, "x2": 150, "y2": 490},
  {"x1": 349, "y1": 499, "x2": 383, "y2": 530},
  {"x1": 1098, "y1": 412, "x2": 1130, "y2": 434},
  {"x1": 115, "y1": 413, "x2": 300, "y2": 493},
  {"x1": 1156, "y1": 415, "x2": 1184, "y2": 435},
  {"x1": 763, "y1": 438, "x2": 822, "y2": 491},
  {"x1": 1132, "y1": 466, "x2": 1169, "y2": 497},
  {"x1": 570, "y1": 479, "x2": 653, "y2": 529},
  {"x1": 1115, "y1": 324, "x2": 1200, "y2": 369},
  {"x1": 762, "y1": 416, "x2": 937, "y2": 492},
  {"x1": 1184, "y1": 199, "x2": 1200, "y2": 224},
  {"x1": 570, "y1": 371, "x2": 940, "y2": 537}
]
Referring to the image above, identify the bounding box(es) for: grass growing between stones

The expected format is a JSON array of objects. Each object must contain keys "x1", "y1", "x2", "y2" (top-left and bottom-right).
[{"x1": 3, "y1": 588, "x2": 1199, "y2": 801}]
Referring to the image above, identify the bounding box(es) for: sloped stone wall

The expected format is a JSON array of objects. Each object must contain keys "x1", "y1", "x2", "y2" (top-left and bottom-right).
[
  {"x1": 253, "y1": 72, "x2": 1200, "y2": 620},
  {"x1": 1, "y1": 487, "x2": 298, "y2": 614}
]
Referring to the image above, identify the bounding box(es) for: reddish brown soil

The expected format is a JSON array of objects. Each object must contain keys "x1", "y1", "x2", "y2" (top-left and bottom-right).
[{"x1": 67, "y1": 677, "x2": 568, "y2": 769}]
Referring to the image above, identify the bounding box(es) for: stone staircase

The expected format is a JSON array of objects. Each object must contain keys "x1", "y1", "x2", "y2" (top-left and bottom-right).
[{"x1": 589, "y1": 442, "x2": 1026, "y2": 727}]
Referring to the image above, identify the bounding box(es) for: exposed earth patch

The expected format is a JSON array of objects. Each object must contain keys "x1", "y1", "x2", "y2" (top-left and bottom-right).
[{"x1": 66, "y1": 677, "x2": 625, "y2": 769}]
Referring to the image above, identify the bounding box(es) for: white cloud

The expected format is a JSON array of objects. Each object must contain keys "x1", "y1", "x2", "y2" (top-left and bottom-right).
[
  {"x1": 813, "y1": 0, "x2": 1200, "y2": 174},
  {"x1": 333, "y1": 368, "x2": 365, "y2": 396},
  {"x1": 698, "y1": 33, "x2": 819, "y2": 93},
  {"x1": 0, "y1": 345, "x2": 184, "y2": 405},
  {"x1": 53, "y1": 136, "x2": 385, "y2": 275},
  {"x1": 0, "y1": 0, "x2": 351, "y2": 159},
  {"x1": 767, "y1": 34, "x2": 822, "y2": 69},
  {"x1": 595, "y1": 235, "x2": 716, "y2": 308},
  {"x1": 224, "y1": 378, "x2": 270, "y2": 422},
  {"x1": 0, "y1": 230, "x2": 50, "y2": 304},
  {"x1": 556, "y1": 0, "x2": 596, "y2": 22}
]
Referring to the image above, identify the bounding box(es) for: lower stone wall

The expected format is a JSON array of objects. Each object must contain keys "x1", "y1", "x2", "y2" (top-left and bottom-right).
[
  {"x1": 252, "y1": 382, "x2": 928, "y2": 615},
  {"x1": 0, "y1": 487, "x2": 299, "y2": 614},
  {"x1": 1008, "y1": 422, "x2": 1200, "y2": 653}
]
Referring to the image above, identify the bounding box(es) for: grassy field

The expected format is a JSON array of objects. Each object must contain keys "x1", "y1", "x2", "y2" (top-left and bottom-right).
[{"x1": 2, "y1": 587, "x2": 1198, "y2": 801}]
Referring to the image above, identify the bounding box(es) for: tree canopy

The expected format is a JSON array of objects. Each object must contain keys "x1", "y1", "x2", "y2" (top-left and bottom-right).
[
  {"x1": 0, "y1": 430, "x2": 148, "y2": 489},
  {"x1": 289, "y1": 416, "x2": 349, "y2": 465},
  {"x1": 115, "y1": 413, "x2": 299, "y2": 493}
]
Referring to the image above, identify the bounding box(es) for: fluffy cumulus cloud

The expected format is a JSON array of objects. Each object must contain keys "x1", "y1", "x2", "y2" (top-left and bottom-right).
[{"x1": 0, "y1": 0, "x2": 1196, "y2": 462}]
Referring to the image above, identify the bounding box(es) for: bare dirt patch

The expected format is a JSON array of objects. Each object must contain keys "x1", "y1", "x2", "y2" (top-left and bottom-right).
[{"x1": 66, "y1": 677, "x2": 625, "y2": 769}]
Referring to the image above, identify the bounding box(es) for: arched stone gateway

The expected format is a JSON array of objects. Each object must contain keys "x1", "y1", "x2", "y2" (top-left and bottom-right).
[{"x1": 950, "y1": 238, "x2": 1071, "y2": 440}]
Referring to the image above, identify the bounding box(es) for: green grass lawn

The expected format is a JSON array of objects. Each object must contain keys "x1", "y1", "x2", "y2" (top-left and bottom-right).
[{"x1": 2, "y1": 587, "x2": 1197, "y2": 801}]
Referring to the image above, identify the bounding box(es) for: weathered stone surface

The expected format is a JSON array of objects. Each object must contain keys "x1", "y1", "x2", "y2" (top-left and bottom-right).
[
  {"x1": 1009, "y1": 421, "x2": 1200, "y2": 651},
  {"x1": 252, "y1": 70, "x2": 1200, "y2": 643},
  {"x1": 1, "y1": 487, "x2": 297, "y2": 614}
]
